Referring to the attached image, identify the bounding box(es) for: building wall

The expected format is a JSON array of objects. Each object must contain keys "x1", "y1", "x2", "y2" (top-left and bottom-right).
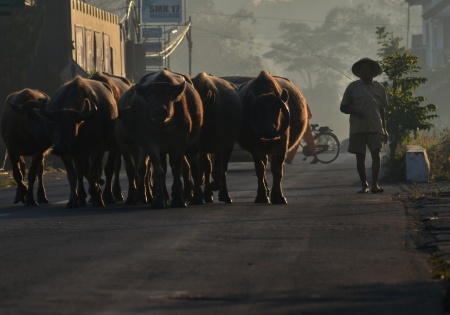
[{"x1": 70, "y1": 0, "x2": 124, "y2": 76}]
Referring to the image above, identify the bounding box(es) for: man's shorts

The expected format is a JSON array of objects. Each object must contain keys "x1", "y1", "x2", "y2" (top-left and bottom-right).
[{"x1": 348, "y1": 132, "x2": 383, "y2": 155}]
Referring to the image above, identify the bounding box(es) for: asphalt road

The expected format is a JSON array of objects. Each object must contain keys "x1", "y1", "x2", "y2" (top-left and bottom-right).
[{"x1": 0, "y1": 153, "x2": 444, "y2": 315}]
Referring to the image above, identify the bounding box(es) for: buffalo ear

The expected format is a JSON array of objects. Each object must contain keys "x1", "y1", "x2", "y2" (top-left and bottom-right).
[{"x1": 280, "y1": 89, "x2": 289, "y2": 103}]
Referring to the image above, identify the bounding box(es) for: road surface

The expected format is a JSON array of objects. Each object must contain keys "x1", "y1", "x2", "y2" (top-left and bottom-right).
[{"x1": 0, "y1": 153, "x2": 444, "y2": 314}]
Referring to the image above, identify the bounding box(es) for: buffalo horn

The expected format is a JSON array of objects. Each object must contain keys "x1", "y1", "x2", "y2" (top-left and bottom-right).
[
  {"x1": 78, "y1": 99, "x2": 97, "y2": 121},
  {"x1": 37, "y1": 98, "x2": 54, "y2": 119},
  {"x1": 276, "y1": 94, "x2": 291, "y2": 137}
]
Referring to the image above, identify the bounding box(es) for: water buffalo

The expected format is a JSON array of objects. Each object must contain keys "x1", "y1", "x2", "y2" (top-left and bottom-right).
[
  {"x1": 90, "y1": 71, "x2": 133, "y2": 203},
  {"x1": 35, "y1": 76, "x2": 118, "y2": 208},
  {"x1": 191, "y1": 72, "x2": 243, "y2": 203},
  {"x1": 121, "y1": 69, "x2": 204, "y2": 209},
  {"x1": 237, "y1": 71, "x2": 308, "y2": 204},
  {"x1": 1, "y1": 88, "x2": 52, "y2": 206},
  {"x1": 116, "y1": 86, "x2": 154, "y2": 205}
]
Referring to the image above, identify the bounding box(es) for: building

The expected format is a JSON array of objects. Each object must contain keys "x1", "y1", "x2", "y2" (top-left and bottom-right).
[
  {"x1": 407, "y1": 0, "x2": 450, "y2": 68},
  {"x1": 26, "y1": 0, "x2": 125, "y2": 94}
]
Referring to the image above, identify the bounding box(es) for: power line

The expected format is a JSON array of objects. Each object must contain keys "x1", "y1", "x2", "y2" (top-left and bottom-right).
[{"x1": 187, "y1": 10, "x2": 422, "y2": 28}]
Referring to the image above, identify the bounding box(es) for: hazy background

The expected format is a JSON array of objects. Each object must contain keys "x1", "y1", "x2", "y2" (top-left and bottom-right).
[{"x1": 88, "y1": 0, "x2": 423, "y2": 140}]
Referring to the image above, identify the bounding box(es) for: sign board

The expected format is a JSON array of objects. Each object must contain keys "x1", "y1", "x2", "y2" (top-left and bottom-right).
[
  {"x1": 142, "y1": 27, "x2": 162, "y2": 39},
  {"x1": 146, "y1": 56, "x2": 163, "y2": 67},
  {"x1": 144, "y1": 42, "x2": 162, "y2": 52},
  {"x1": 141, "y1": 0, "x2": 182, "y2": 24}
]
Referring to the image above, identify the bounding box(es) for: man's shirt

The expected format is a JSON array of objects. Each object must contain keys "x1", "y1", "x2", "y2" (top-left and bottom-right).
[{"x1": 340, "y1": 79, "x2": 388, "y2": 135}]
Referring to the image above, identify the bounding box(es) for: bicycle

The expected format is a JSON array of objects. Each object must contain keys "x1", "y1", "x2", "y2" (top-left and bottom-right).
[{"x1": 300, "y1": 123, "x2": 340, "y2": 164}]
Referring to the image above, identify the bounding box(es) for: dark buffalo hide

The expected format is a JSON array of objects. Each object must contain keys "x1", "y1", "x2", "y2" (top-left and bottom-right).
[
  {"x1": 191, "y1": 72, "x2": 243, "y2": 204},
  {"x1": 35, "y1": 76, "x2": 118, "y2": 209},
  {"x1": 1, "y1": 88, "x2": 52, "y2": 206},
  {"x1": 91, "y1": 71, "x2": 133, "y2": 204},
  {"x1": 237, "y1": 70, "x2": 308, "y2": 204},
  {"x1": 120, "y1": 69, "x2": 204, "y2": 209}
]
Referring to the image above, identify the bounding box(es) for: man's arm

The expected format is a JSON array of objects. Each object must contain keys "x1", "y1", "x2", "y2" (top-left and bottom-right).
[{"x1": 340, "y1": 85, "x2": 364, "y2": 118}]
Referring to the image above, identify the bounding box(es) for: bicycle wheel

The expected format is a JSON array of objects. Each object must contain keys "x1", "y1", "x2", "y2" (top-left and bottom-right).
[{"x1": 314, "y1": 132, "x2": 340, "y2": 164}]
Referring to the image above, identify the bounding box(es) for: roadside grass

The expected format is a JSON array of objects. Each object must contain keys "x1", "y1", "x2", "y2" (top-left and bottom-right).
[
  {"x1": 406, "y1": 127, "x2": 450, "y2": 308},
  {"x1": 0, "y1": 171, "x2": 16, "y2": 188},
  {"x1": 408, "y1": 128, "x2": 450, "y2": 181},
  {"x1": 0, "y1": 158, "x2": 64, "y2": 189}
]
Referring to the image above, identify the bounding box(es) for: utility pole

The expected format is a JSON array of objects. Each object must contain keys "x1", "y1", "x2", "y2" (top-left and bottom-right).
[{"x1": 186, "y1": 16, "x2": 192, "y2": 76}]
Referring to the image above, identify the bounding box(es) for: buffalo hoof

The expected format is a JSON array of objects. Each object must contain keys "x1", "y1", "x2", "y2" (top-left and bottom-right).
[
  {"x1": 66, "y1": 198, "x2": 79, "y2": 209},
  {"x1": 37, "y1": 196, "x2": 49, "y2": 204},
  {"x1": 204, "y1": 194, "x2": 213, "y2": 203},
  {"x1": 113, "y1": 184, "x2": 124, "y2": 202},
  {"x1": 91, "y1": 194, "x2": 105, "y2": 207},
  {"x1": 79, "y1": 197, "x2": 87, "y2": 207},
  {"x1": 14, "y1": 192, "x2": 26, "y2": 204},
  {"x1": 171, "y1": 195, "x2": 188, "y2": 208},
  {"x1": 271, "y1": 196, "x2": 287, "y2": 205},
  {"x1": 255, "y1": 194, "x2": 270, "y2": 204},
  {"x1": 152, "y1": 198, "x2": 168, "y2": 209},
  {"x1": 114, "y1": 193, "x2": 124, "y2": 202},
  {"x1": 24, "y1": 198, "x2": 39, "y2": 207},
  {"x1": 103, "y1": 192, "x2": 116, "y2": 205},
  {"x1": 189, "y1": 194, "x2": 205, "y2": 206},
  {"x1": 125, "y1": 197, "x2": 137, "y2": 205},
  {"x1": 270, "y1": 191, "x2": 287, "y2": 204},
  {"x1": 218, "y1": 191, "x2": 232, "y2": 204}
]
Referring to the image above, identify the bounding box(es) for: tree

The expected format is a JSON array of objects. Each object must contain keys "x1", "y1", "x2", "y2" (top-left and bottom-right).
[
  {"x1": 376, "y1": 27, "x2": 438, "y2": 164},
  {"x1": 170, "y1": 1, "x2": 264, "y2": 76},
  {"x1": 262, "y1": 1, "x2": 407, "y2": 138}
]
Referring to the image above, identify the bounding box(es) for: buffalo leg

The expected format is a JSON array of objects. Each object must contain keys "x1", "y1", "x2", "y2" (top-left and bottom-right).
[
  {"x1": 253, "y1": 152, "x2": 270, "y2": 204},
  {"x1": 182, "y1": 156, "x2": 193, "y2": 202},
  {"x1": 218, "y1": 147, "x2": 233, "y2": 204},
  {"x1": 201, "y1": 153, "x2": 213, "y2": 203},
  {"x1": 24, "y1": 152, "x2": 44, "y2": 206},
  {"x1": 87, "y1": 151, "x2": 105, "y2": 207},
  {"x1": 169, "y1": 152, "x2": 187, "y2": 208},
  {"x1": 270, "y1": 154, "x2": 287, "y2": 204},
  {"x1": 186, "y1": 154, "x2": 204, "y2": 206},
  {"x1": 137, "y1": 151, "x2": 150, "y2": 204},
  {"x1": 36, "y1": 155, "x2": 49, "y2": 204},
  {"x1": 10, "y1": 153, "x2": 27, "y2": 204},
  {"x1": 145, "y1": 146, "x2": 167, "y2": 209},
  {"x1": 102, "y1": 149, "x2": 116, "y2": 204},
  {"x1": 211, "y1": 145, "x2": 224, "y2": 192},
  {"x1": 61, "y1": 156, "x2": 80, "y2": 209},
  {"x1": 74, "y1": 155, "x2": 88, "y2": 207},
  {"x1": 112, "y1": 154, "x2": 124, "y2": 202},
  {"x1": 123, "y1": 149, "x2": 137, "y2": 205}
]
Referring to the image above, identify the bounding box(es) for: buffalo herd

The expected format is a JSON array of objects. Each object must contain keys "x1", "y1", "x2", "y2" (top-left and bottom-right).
[{"x1": 1, "y1": 69, "x2": 308, "y2": 209}]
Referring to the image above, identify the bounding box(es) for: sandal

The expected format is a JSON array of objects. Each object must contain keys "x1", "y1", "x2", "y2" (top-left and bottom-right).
[{"x1": 357, "y1": 188, "x2": 370, "y2": 194}]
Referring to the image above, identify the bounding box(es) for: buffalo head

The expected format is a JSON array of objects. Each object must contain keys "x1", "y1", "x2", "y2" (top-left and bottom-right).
[
  {"x1": 135, "y1": 79, "x2": 186, "y2": 125},
  {"x1": 35, "y1": 99, "x2": 97, "y2": 156},
  {"x1": 248, "y1": 89, "x2": 290, "y2": 139}
]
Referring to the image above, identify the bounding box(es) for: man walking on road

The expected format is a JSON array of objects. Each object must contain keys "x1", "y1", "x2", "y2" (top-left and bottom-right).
[{"x1": 340, "y1": 57, "x2": 389, "y2": 194}]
